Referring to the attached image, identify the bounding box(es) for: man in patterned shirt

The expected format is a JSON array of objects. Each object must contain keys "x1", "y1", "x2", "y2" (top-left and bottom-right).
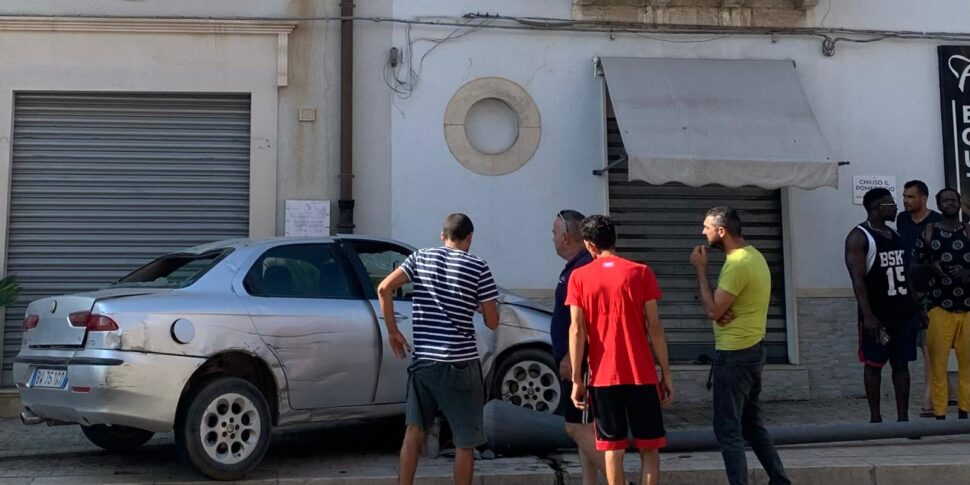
[
  {"x1": 914, "y1": 188, "x2": 970, "y2": 420},
  {"x1": 377, "y1": 213, "x2": 500, "y2": 485}
]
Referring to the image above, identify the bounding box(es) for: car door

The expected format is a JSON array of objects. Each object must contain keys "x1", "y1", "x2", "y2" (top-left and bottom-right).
[
  {"x1": 342, "y1": 239, "x2": 415, "y2": 404},
  {"x1": 240, "y1": 242, "x2": 380, "y2": 410}
]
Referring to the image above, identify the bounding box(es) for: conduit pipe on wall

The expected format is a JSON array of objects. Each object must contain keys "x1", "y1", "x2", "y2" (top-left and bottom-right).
[
  {"x1": 337, "y1": 0, "x2": 355, "y2": 233},
  {"x1": 484, "y1": 400, "x2": 970, "y2": 455}
]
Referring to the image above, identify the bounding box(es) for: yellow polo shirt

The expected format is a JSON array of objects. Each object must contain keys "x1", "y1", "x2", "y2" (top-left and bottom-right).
[{"x1": 713, "y1": 245, "x2": 770, "y2": 351}]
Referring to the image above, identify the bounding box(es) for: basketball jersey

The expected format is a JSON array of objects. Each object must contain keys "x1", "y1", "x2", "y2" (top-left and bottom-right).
[{"x1": 856, "y1": 223, "x2": 918, "y2": 323}]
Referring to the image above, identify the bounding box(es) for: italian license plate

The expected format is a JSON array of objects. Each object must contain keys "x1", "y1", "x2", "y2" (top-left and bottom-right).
[{"x1": 31, "y1": 368, "x2": 68, "y2": 389}]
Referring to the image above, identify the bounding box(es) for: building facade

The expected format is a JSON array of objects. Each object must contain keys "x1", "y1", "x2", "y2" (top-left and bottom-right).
[
  {"x1": 355, "y1": 0, "x2": 966, "y2": 400},
  {"x1": 1, "y1": 0, "x2": 967, "y2": 406}
]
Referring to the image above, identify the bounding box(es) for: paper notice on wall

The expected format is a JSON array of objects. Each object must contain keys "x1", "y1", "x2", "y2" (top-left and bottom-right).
[
  {"x1": 284, "y1": 200, "x2": 330, "y2": 236},
  {"x1": 852, "y1": 176, "x2": 897, "y2": 205}
]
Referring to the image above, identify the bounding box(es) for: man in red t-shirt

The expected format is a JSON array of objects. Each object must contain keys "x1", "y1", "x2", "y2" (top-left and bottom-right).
[{"x1": 567, "y1": 215, "x2": 674, "y2": 485}]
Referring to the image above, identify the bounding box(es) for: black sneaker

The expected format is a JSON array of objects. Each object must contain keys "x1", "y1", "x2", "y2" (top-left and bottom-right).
[{"x1": 959, "y1": 410, "x2": 968, "y2": 420}]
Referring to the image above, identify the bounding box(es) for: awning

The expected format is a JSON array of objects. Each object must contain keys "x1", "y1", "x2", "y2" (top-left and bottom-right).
[{"x1": 601, "y1": 57, "x2": 839, "y2": 190}]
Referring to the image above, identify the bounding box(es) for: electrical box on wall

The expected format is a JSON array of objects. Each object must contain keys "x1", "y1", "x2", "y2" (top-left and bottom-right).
[{"x1": 299, "y1": 108, "x2": 316, "y2": 122}]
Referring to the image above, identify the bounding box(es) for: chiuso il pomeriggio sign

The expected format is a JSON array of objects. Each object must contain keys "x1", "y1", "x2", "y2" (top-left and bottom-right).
[
  {"x1": 939, "y1": 45, "x2": 970, "y2": 194},
  {"x1": 853, "y1": 176, "x2": 897, "y2": 205}
]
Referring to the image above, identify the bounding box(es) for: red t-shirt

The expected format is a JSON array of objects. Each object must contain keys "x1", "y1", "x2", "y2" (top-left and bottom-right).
[{"x1": 565, "y1": 255, "x2": 662, "y2": 387}]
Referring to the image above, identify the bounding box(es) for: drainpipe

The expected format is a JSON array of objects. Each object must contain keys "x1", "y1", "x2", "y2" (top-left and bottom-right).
[{"x1": 337, "y1": 0, "x2": 355, "y2": 234}]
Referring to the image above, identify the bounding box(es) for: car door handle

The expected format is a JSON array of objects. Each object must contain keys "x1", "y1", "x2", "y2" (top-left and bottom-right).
[{"x1": 379, "y1": 313, "x2": 410, "y2": 321}]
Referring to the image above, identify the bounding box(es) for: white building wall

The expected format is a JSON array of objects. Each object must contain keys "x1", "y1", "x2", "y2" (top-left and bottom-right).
[
  {"x1": 375, "y1": 0, "x2": 970, "y2": 291},
  {"x1": 0, "y1": 0, "x2": 344, "y2": 236},
  {"x1": 2, "y1": 0, "x2": 967, "y2": 291}
]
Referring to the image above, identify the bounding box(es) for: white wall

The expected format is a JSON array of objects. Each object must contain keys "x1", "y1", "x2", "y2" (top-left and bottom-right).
[
  {"x1": 0, "y1": 0, "x2": 344, "y2": 235},
  {"x1": 371, "y1": 0, "x2": 970, "y2": 290},
  {"x1": 0, "y1": 28, "x2": 284, "y2": 283},
  {"x1": 353, "y1": 0, "x2": 394, "y2": 236},
  {"x1": 3, "y1": 0, "x2": 968, "y2": 290}
]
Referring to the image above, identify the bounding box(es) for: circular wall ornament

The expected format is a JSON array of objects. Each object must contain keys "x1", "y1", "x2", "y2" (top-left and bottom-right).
[{"x1": 444, "y1": 77, "x2": 541, "y2": 176}]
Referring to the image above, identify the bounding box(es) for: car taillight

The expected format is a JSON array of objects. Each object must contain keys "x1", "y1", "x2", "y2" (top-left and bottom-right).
[
  {"x1": 23, "y1": 314, "x2": 39, "y2": 331},
  {"x1": 68, "y1": 312, "x2": 119, "y2": 332}
]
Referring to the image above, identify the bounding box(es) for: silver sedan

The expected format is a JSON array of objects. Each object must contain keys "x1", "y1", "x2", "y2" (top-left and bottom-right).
[{"x1": 13, "y1": 236, "x2": 561, "y2": 480}]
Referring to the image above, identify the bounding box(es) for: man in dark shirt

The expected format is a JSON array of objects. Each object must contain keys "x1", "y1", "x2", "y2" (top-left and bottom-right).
[
  {"x1": 898, "y1": 180, "x2": 942, "y2": 259},
  {"x1": 550, "y1": 209, "x2": 602, "y2": 484},
  {"x1": 896, "y1": 179, "x2": 941, "y2": 418}
]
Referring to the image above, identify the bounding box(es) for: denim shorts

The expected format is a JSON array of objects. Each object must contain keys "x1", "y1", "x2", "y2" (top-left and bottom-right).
[{"x1": 405, "y1": 359, "x2": 485, "y2": 448}]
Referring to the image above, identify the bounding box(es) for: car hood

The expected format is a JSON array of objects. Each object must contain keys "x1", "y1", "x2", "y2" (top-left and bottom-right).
[{"x1": 498, "y1": 287, "x2": 552, "y2": 315}]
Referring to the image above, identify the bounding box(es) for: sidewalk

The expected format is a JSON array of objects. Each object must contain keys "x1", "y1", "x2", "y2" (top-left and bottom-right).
[{"x1": 0, "y1": 397, "x2": 968, "y2": 484}]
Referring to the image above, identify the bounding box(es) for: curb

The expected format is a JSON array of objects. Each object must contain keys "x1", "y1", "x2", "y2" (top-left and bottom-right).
[{"x1": 38, "y1": 461, "x2": 970, "y2": 485}]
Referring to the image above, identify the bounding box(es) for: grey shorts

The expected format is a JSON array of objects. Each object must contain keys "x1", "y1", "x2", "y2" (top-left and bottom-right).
[{"x1": 405, "y1": 359, "x2": 485, "y2": 448}]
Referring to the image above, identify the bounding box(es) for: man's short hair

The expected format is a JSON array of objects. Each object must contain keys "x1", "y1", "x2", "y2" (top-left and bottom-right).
[
  {"x1": 442, "y1": 213, "x2": 474, "y2": 241},
  {"x1": 706, "y1": 206, "x2": 743, "y2": 237},
  {"x1": 558, "y1": 209, "x2": 585, "y2": 243},
  {"x1": 935, "y1": 187, "x2": 960, "y2": 206},
  {"x1": 580, "y1": 215, "x2": 616, "y2": 250},
  {"x1": 863, "y1": 188, "x2": 892, "y2": 211},
  {"x1": 904, "y1": 180, "x2": 929, "y2": 197}
]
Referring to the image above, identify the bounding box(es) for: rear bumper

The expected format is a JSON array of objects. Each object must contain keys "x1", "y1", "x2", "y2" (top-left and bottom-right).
[{"x1": 13, "y1": 349, "x2": 205, "y2": 432}]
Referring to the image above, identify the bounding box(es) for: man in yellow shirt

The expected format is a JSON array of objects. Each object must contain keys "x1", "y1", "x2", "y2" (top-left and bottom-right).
[{"x1": 690, "y1": 206, "x2": 790, "y2": 485}]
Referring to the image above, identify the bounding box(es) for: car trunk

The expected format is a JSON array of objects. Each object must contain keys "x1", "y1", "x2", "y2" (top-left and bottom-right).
[{"x1": 25, "y1": 288, "x2": 169, "y2": 348}]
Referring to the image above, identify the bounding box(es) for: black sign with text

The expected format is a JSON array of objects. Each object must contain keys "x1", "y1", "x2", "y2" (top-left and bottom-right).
[{"x1": 939, "y1": 45, "x2": 970, "y2": 195}]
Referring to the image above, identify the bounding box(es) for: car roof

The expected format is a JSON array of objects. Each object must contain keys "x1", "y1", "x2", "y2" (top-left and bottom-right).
[{"x1": 179, "y1": 234, "x2": 416, "y2": 254}]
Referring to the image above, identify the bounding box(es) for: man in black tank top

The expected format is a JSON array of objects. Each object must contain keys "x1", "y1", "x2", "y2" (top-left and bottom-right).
[
  {"x1": 845, "y1": 188, "x2": 921, "y2": 423},
  {"x1": 913, "y1": 188, "x2": 970, "y2": 420}
]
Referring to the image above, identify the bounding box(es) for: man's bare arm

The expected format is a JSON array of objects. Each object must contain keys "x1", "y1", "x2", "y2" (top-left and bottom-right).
[
  {"x1": 377, "y1": 268, "x2": 412, "y2": 358},
  {"x1": 568, "y1": 305, "x2": 587, "y2": 384},
  {"x1": 845, "y1": 228, "x2": 879, "y2": 338},
  {"x1": 691, "y1": 246, "x2": 736, "y2": 322},
  {"x1": 480, "y1": 299, "x2": 500, "y2": 330},
  {"x1": 644, "y1": 300, "x2": 674, "y2": 405}
]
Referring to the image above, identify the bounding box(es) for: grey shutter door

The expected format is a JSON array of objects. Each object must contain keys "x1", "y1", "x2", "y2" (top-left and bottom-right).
[
  {"x1": 2, "y1": 92, "x2": 251, "y2": 385},
  {"x1": 606, "y1": 117, "x2": 789, "y2": 364}
]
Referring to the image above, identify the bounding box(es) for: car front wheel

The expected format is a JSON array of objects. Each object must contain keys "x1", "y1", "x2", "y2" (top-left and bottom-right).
[
  {"x1": 175, "y1": 377, "x2": 271, "y2": 481},
  {"x1": 81, "y1": 424, "x2": 154, "y2": 452},
  {"x1": 491, "y1": 348, "x2": 562, "y2": 413}
]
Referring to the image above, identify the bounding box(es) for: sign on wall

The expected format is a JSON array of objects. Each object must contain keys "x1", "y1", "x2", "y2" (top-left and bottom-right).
[
  {"x1": 939, "y1": 46, "x2": 970, "y2": 195},
  {"x1": 852, "y1": 175, "x2": 896, "y2": 205},
  {"x1": 284, "y1": 200, "x2": 331, "y2": 236}
]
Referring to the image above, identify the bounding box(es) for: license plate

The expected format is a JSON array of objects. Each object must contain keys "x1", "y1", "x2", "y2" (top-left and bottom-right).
[{"x1": 31, "y1": 369, "x2": 68, "y2": 389}]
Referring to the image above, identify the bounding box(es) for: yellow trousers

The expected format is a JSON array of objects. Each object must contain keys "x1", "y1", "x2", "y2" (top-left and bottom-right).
[{"x1": 927, "y1": 307, "x2": 970, "y2": 416}]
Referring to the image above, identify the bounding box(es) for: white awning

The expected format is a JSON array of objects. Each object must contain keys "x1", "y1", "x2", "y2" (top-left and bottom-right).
[{"x1": 601, "y1": 57, "x2": 839, "y2": 190}]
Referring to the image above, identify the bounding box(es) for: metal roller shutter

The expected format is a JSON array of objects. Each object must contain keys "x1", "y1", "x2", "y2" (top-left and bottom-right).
[
  {"x1": 606, "y1": 117, "x2": 789, "y2": 364},
  {"x1": 2, "y1": 92, "x2": 251, "y2": 385}
]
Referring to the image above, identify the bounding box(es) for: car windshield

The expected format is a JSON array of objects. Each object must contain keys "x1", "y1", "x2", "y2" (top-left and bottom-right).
[{"x1": 112, "y1": 249, "x2": 232, "y2": 288}]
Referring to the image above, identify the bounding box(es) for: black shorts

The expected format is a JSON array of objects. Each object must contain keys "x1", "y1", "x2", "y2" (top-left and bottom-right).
[
  {"x1": 857, "y1": 313, "x2": 919, "y2": 368},
  {"x1": 590, "y1": 384, "x2": 666, "y2": 451}
]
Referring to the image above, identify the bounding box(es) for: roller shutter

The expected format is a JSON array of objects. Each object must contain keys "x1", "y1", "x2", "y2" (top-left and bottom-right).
[
  {"x1": 2, "y1": 92, "x2": 251, "y2": 385},
  {"x1": 607, "y1": 117, "x2": 789, "y2": 363}
]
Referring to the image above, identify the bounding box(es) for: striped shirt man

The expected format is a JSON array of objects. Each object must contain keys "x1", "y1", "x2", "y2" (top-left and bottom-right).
[{"x1": 400, "y1": 246, "x2": 499, "y2": 362}]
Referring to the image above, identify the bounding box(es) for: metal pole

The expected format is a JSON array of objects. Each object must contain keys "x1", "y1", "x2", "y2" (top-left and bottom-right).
[
  {"x1": 484, "y1": 400, "x2": 970, "y2": 455},
  {"x1": 337, "y1": 1, "x2": 355, "y2": 234}
]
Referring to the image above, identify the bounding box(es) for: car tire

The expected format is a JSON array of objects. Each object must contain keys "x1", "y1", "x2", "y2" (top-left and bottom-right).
[
  {"x1": 491, "y1": 348, "x2": 562, "y2": 414},
  {"x1": 174, "y1": 377, "x2": 271, "y2": 481},
  {"x1": 81, "y1": 424, "x2": 154, "y2": 452}
]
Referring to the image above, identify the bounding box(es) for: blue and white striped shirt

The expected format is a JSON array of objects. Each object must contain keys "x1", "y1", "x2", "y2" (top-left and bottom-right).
[{"x1": 400, "y1": 246, "x2": 499, "y2": 362}]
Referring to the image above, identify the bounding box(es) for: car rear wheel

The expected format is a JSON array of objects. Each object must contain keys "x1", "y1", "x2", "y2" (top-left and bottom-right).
[
  {"x1": 491, "y1": 348, "x2": 561, "y2": 413},
  {"x1": 81, "y1": 424, "x2": 154, "y2": 452},
  {"x1": 175, "y1": 377, "x2": 271, "y2": 481}
]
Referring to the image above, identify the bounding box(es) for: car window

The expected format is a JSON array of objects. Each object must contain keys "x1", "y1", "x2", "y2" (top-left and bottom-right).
[
  {"x1": 349, "y1": 241, "x2": 413, "y2": 301},
  {"x1": 245, "y1": 244, "x2": 356, "y2": 299},
  {"x1": 114, "y1": 249, "x2": 232, "y2": 288}
]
